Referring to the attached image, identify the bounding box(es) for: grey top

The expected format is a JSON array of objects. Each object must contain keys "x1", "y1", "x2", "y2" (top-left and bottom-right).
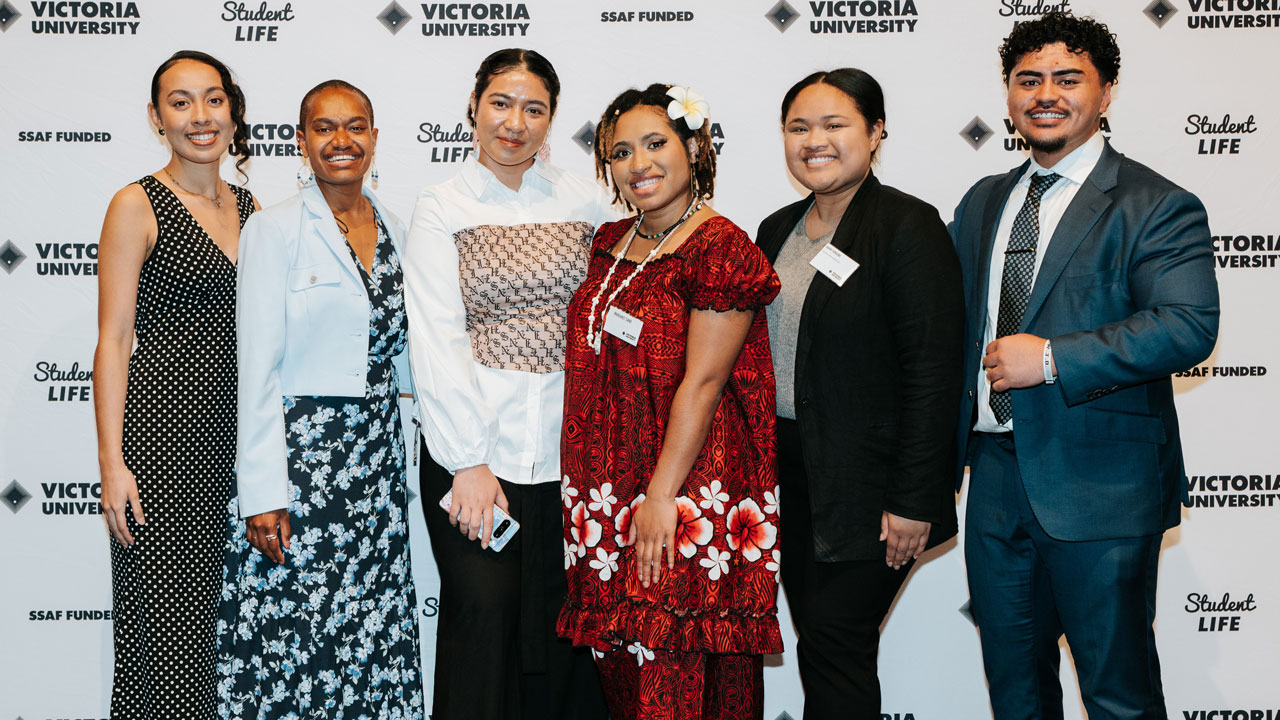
[{"x1": 766, "y1": 203, "x2": 833, "y2": 420}]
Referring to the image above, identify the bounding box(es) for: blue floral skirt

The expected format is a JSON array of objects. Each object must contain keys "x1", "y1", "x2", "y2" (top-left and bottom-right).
[{"x1": 216, "y1": 355, "x2": 423, "y2": 719}]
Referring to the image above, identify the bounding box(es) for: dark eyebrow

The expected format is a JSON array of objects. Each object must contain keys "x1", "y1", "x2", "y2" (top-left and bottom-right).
[
  {"x1": 310, "y1": 115, "x2": 370, "y2": 125},
  {"x1": 488, "y1": 92, "x2": 548, "y2": 108}
]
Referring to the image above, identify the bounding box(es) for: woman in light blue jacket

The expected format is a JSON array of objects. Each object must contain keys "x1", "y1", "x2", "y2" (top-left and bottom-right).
[{"x1": 215, "y1": 80, "x2": 424, "y2": 719}]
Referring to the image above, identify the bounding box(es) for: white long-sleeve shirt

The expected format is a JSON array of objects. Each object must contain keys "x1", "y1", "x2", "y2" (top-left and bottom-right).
[{"x1": 403, "y1": 157, "x2": 616, "y2": 485}]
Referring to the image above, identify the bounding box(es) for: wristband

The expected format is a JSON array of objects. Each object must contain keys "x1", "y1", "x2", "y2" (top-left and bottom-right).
[{"x1": 1043, "y1": 339, "x2": 1056, "y2": 385}]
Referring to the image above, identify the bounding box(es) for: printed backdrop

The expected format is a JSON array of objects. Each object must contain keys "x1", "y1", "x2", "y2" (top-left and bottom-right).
[{"x1": 1, "y1": 1, "x2": 1277, "y2": 718}]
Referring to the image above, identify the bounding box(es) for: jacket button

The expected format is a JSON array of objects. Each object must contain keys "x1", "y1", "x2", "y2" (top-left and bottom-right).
[
  {"x1": 975, "y1": 341, "x2": 981, "y2": 349},
  {"x1": 968, "y1": 389, "x2": 974, "y2": 398},
  {"x1": 309, "y1": 274, "x2": 317, "y2": 284}
]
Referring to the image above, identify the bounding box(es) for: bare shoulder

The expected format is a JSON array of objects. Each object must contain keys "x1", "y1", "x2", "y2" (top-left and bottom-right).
[{"x1": 100, "y1": 180, "x2": 158, "y2": 253}]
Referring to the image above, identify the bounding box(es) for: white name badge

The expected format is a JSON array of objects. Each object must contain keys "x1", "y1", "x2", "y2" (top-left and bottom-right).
[
  {"x1": 809, "y1": 243, "x2": 860, "y2": 287},
  {"x1": 603, "y1": 307, "x2": 643, "y2": 346}
]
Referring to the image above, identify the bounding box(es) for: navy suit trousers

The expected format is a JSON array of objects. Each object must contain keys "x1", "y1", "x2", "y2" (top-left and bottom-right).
[{"x1": 965, "y1": 433, "x2": 1168, "y2": 720}]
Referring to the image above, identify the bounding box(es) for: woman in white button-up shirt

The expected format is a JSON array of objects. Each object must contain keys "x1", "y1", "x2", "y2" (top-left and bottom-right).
[{"x1": 402, "y1": 49, "x2": 614, "y2": 720}]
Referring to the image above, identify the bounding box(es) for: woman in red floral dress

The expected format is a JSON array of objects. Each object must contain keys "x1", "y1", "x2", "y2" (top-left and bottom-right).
[{"x1": 557, "y1": 83, "x2": 782, "y2": 720}]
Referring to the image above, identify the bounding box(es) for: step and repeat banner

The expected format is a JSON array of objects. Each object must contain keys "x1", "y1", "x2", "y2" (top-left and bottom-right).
[{"x1": 1, "y1": 1, "x2": 1277, "y2": 718}]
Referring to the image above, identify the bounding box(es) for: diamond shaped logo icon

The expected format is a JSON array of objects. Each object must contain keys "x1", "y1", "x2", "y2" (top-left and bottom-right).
[
  {"x1": 765, "y1": 0, "x2": 800, "y2": 32},
  {"x1": 0, "y1": 0, "x2": 21, "y2": 31},
  {"x1": 1, "y1": 240, "x2": 26, "y2": 274},
  {"x1": 773, "y1": 713, "x2": 797, "y2": 720},
  {"x1": 572, "y1": 122, "x2": 596, "y2": 154},
  {"x1": 377, "y1": 1, "x2": 411, "y2": 34},
  {"x1": 1144, "y1": 0, "x2": 1178, "y2": 28},
  {"x1": 3, "y1": 480, "x2": 32, "y2": 513},
  {"x1": 959, "y1": 117, "x2": 994, "y2": 150},
  {"x1": 406, "y1": 485, "x2": 417, "y2": 504}
]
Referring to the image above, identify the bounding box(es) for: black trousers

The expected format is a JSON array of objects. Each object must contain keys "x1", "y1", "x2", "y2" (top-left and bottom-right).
[
  {"x1": 420, "y1": 448, "x2": 606, "y2": 720},
  {"x1": 776, "y1": 418, "x2": 912, "y2": 720}
]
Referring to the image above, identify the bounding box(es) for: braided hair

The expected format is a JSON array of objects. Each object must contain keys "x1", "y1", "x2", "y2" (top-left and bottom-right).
[{"x1": 593, "y1": 83, "x2": 716, "y2": 210}]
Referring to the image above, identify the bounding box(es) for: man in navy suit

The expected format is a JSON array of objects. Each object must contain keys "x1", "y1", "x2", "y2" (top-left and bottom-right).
[{"x1": 951, "y1": 12, "x2": 1219, "y2": 719}]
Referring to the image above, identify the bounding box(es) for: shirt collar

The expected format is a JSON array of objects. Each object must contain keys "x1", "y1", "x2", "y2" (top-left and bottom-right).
[
  {"x1": 460, "y1": 155, "x2": 560, "y2": 199},
  {"x1": 1022, "y1": 130, "x2": 1106, "y2": 187}
]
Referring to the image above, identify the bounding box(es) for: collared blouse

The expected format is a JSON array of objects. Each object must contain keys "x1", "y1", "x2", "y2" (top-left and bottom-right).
[{"x1": 403, "y1": 157, "x2": 616, "y2": 485}]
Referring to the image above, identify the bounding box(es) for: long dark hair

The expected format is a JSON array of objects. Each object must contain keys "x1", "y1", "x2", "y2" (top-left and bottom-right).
[
  {"x1": 466, "y1": 48, "x2": 561, "y2": 127},
  {"x1": 594, "y1": 83, "x2": 717, "y2": 210},
  {"x1": 150, "y1": 50, "x2": 251, "y2": 179}
]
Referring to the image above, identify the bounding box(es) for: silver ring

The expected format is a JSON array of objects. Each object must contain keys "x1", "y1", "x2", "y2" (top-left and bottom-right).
[{"x1": 265, "y1": 534, "x2": 277, "y2": 541}]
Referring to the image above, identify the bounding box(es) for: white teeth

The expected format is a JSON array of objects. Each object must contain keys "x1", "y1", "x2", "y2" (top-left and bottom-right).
[
  {"x1": 805, "y1": 156, "x2": 834, "y2": 165},
  {"x1": 632, "y1": 178, "x2": 660, "y2": 189},
  {"x1": 328, "y1": 154, "x2": 357, "y2": 162},
  {"x1": 1031, "y1": 112, "x2": 1066, "y2": 119},
  {"x1": 188, "y1": 132, "x2": 215, "y2": 141}
]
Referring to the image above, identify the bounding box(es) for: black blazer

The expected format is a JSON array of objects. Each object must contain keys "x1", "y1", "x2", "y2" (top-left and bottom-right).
[{"x1": 757, "y1": 173, "x2": 965, "y2": 562}]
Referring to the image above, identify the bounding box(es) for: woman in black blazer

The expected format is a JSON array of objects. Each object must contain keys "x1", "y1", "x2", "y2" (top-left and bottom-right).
[{"x1": 756, "y1": 68, "x2": 964, "y2": 719}]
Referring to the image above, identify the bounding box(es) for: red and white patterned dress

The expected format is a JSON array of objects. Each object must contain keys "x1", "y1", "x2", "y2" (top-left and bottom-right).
[{"x1": 558, "y1": 215, "x2": 783, "y2": 694}]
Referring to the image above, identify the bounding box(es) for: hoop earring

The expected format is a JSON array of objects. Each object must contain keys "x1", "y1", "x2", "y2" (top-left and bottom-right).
[
  {"x1": 296, "y1": 161, "x2": 313, "y2": 188},
  {"x1": 537, "y1": 142, "x2": 551, "y2": 163}
]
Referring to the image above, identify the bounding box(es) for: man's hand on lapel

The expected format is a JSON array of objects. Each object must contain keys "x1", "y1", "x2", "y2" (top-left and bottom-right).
[{"x1": 984, "y1": 334, "x2": 1055, "y2": 391}]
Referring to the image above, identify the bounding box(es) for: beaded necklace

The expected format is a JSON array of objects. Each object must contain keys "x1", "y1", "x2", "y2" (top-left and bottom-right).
[{"x1": 584, "y1": 198, "x2": 703, "y2": 354}]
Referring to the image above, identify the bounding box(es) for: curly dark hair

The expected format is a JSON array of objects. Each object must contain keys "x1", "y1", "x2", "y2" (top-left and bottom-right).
[
  {"x1": 999, "y1": 11, "x2": 1121, "y2": 85},
  {"x1": 593, "y1": 83, "x2": 717, "y2": 210},
  {"x1": 150, "y1": 50, "x2": 251, "y2": 179},
  {"x1": 466, "y1": 48, "x2": 561, "y2": 128}
]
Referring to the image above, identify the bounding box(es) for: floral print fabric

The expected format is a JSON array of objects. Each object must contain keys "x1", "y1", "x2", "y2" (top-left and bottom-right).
[
  {"x1": 557, "y1": 217, "x2": 784, "y2": 657},
  {"x1": 217, "y1": 220, "x2": 423, "y2": 719}
]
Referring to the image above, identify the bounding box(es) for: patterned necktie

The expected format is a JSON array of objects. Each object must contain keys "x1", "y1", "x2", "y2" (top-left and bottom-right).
[{"x1": 990, "y1": 171, "x2": 1061, "y2": 425}]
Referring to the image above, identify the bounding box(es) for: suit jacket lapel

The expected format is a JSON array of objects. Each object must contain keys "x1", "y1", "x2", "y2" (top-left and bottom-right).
[
  {"x1": 758, "y1": 197, "x2": 810, "y2": 264},
  {"x1": 795, "y1": 174, "x2": 880, "y2": 385},
  {"x1": 974, "y1": 163, "x2": 1026, "y2": 324},
  {"x1": 1020, "y1": 145, "x2": 1120, "y2": 330},
  {"x1": 301, "y1": 183, "x2": 364, "y2": 287}
]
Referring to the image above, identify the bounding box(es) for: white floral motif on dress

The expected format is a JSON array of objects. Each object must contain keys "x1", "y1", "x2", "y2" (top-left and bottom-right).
[
  {"x1": 726, "y1": 497, "x2": 778, "y2": 562},
  {"x1": 765, "y1": 548, "x2": 781, "y2": 582},
  {"x1": 589, "y1": 547, "x2": 620, "y2": 581},
  {"x1": 763, "y1": 488, "x2": 779, "y2": 515},
  {"x1": 673, "y1": 497, "x2": 714, "y2": 559},
  {"x1": 561, "y1": 474, "x2": 579, "y2": 510},
  {"x1": 613, "y1": 494, "x2": 643, "y2": 547},
  {"x1": 700, "y1": 546, "x2": 731, "y2": 581},
  {"x1": 588, "y1": 482, "x2": 617, "y2": 516},
  {"x1": 627, "y1": 641, "x2": 655, "y2": 666},
  {"x1": 698, "y1": 480, "x2": 729, "y2": 515},
  {"x1": 568, "y1": 501, "x2": 602, "y2": 558},
  {"x1": 564, "y1": 538, "x2": 579, "y2": 569}
]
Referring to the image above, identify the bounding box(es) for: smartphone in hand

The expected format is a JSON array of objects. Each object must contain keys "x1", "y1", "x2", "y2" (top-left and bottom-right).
[{"x1": 439, "y1": 489, "x2": 520, "y2": 552}]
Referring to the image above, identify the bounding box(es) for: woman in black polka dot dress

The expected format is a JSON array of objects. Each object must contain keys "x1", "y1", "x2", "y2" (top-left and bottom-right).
[{"x1": 92, "y1": 51, "x2": 257, "y2": 719}]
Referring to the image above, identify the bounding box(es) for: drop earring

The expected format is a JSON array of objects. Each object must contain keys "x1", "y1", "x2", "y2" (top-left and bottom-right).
[
  {"x1": 537, "y1": 142, "x2": 551, "y2": 163},
  {"x1": 370, "y1": 161, "x2": 380, "y2": 189}
]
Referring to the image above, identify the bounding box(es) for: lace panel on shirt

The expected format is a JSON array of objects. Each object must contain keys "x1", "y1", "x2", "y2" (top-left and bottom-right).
[{"x1": 454, "y1": 221, "x2": 595, "y2": 373}]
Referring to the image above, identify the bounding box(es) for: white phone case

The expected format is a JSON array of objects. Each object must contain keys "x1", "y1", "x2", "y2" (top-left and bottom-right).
[{"x1": 438, "y1": 489, "x2": 519, "y2": 552}]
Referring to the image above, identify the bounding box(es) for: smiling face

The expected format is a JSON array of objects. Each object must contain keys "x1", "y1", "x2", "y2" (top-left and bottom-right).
[
  {"x1": 148, "y1": 59, "x2": 234, "y2": 163},
  {"x1": 470, "y1": 68, "x2": 552, "y2": 185},
  {"x1": 783, "y1": 82, "x2": 882, "y2": 200},
  {"x1": 607, "y1": 106, "x2": 697, "y2": 226},
  {"x1": 1006, "y1": 41, "x2": 1112, "y2": 168},
  {"x1": 298, "y1": 87, "x2": 377, "y2": 188}
]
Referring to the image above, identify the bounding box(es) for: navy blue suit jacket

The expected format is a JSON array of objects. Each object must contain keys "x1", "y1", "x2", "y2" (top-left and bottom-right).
[{"x1": 951, "y1": 142, "x2": 1219, "y2": 542}]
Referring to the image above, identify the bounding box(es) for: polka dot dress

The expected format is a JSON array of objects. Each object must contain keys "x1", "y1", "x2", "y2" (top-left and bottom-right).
[{"x1": 109, "y1": 174, "x2": 253, "y2": 719}]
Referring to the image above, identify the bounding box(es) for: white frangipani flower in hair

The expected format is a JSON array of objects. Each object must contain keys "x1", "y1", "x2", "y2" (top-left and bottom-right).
[{"x1": 666, "y1": 86, "x2": 710, "y2": 130}]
